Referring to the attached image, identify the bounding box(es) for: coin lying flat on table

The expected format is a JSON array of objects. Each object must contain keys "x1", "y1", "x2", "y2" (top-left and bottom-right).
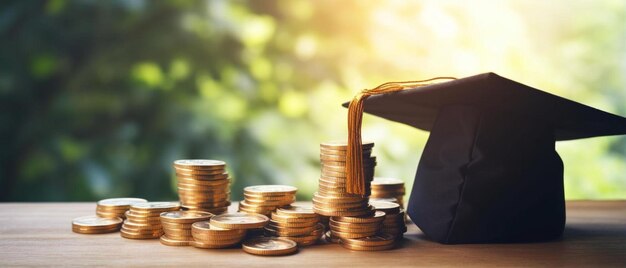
[
  {"x1": 209, "y1": 213, "x2": 269, "y2": 229},
  {"x1": 242, "y1": 237, "x2": 298, "y2": 256}
]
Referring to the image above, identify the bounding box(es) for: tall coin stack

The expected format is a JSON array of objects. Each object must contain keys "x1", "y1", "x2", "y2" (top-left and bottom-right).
[
  {"x1": 265, "y1": 205, "x2": 323, "y2": 246},
  {"x1": 239, "y1": 185, "x2": 297, "y2": 216},
  {"x1": 328, "y1": 211, "x2": 385, "y2": 241},
  {"x1": 96, "y1": 198, "x2": 147, "y2": 219},
  {"x1": 159, "y1": 211, "x2": 213, "y2": 246},
  {"x1": 173, "y1": 160, "x2": 231, "y2": 214},
  {"x1": 370, "y1": 201, "x2": 406, "y2": 240},
  {"x1": 313, "y1": 141, "x2": 376, "y2": 217},
  {"x1": 121, "y1": 202, "x2": 180, "y2": 239},
  {"x1": 370, "y1": 177, "x2": 405, "y2": 211}
]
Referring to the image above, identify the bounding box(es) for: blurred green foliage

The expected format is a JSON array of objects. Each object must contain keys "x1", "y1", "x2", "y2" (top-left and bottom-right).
[{"x1": 1, "y1": 0, "x2": 625, "y2": 201}]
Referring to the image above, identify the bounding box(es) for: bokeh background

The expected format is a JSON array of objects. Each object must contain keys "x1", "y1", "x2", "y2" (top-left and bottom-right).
[{"x1": 1, "y1": 0, "x2": 625, "y2": 202}]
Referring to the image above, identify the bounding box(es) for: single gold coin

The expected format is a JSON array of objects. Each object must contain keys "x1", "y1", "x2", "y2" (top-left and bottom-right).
[
  {"x1": 238, "y1": 200, "x2": 282, "y2": 209},
  {"x1": 369, "y1": 197, "x2": 400, "y2": 204},
  {"x1": 120, "y1": 228, "x2": 162, "y2": 239},
  {"x1": 328, "y1": 219, "x2": 381, "y2": 229},
  {"x1": 190, "y1": 239, "x2": 240, "y2": 249},
  {"x1": 160, "y1": 235, "x2": 191, "y2": 246},
  {"x1": 176, "y1": 173, "x2": 229, "y2": 181},
  {"x1": 274, "y1": 205, "x2": 316, "y2": 217},
  {"x1": 313, "y1": 207, "x2": 374, "y2": 217},
  {"x1": 282, "y1": 234, "x2": 320, "y2": 244},
  {"x1": 312, "y1": 203, "x2": 372, "y2": 212},
  {"x1": 72, "y1": 226, "x2": 120, "y2": 234},
  {"x1": 331, "y1": 211, "x2": 385, "y2": 223},
  {"x1": 72, "y1": 215, "x2": 123, "y2": 230},
  {"x1": 173, "y1": 159, "x2": 226, "y2": 170},
  {"x1": 270, "y1": 213, "x2": 320, "y2": 224},
  {"x1": 265, "y1": 224, "x2": 317, "y2": 236},
  {"x1": 329, "y1": 224, "x2": 380, "y2": 234},
  {"x1": 320, "y1": 141, "x2": 374, "y2": 150},
  {"x1": 370, "y1": 201, "x2": 401, "y2": 214},
  {"x1": 341, "y1": 241, "x2": 396, "y2": 251},
  {"x1": 243, "y1": 185, "x2": 297, "y2": 196},
  {"x1": 269, "y1": 220, "x2": 318, "y2": 228},
  {"x1": 341, "y1": 233, "x2": 396, "y2": 246},
  {"x1": 205, "y1": 213, "x2": 269, "y2": 230},
  {"x1": 313, "y1": 191, "x2": 362, "y2": 199},
  {"x1": 175, "y1": 168, "x2": 226, "y2": 176},
  {"x1": 131, "y1": 202, "x2": 180, "y2": 211},
  {"x1": 319, "y1": 148, "x2": 372, "y2": 157},
  {"x1": 330, "y1": 230, "x2": 376, "y2": 239},
  {"x1": 160, "y1": 210, "x2": 213, "y2": 223},
  {"x1": 242, "y1": 237, "x2": 298, "y2": 256},
  {"x1": 97, "y1": 198, "x2": 148, "y2": 208}
]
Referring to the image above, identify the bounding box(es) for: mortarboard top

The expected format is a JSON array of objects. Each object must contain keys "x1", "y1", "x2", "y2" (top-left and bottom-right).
[{"x1": 343, "y1": 72, "x2": 626, "y2": 244}]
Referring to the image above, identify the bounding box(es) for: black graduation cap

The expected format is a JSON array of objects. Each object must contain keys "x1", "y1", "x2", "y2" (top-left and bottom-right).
[{"x1": 343, "y1": 72, "x2": 626, "y2": 244}]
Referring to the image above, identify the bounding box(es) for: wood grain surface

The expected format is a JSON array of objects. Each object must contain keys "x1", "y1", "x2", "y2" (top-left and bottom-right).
[{"x1": 0, "y1": 201, "x2": 625, "y2": 267}]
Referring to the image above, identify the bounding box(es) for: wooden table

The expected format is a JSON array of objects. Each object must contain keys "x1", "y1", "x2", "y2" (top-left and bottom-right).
[{"x1": 0, "y1": 201, "x2": 625, "y2": 267}]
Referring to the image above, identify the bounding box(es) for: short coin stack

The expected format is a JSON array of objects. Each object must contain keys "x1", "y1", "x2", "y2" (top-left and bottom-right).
[
  {"x1": 370, "y1": 201, "x2": 406, "y2": 240},
  {"x1": 340, "y1": 233, "x2": 397, "y2": 251},
  {"x1": 313, "y1": 141, "x2": 376, "y2": 217},
  {"x1": 266, "y1": 205, "x2": 323, "y2": 246},
  {"x1": 96, "y1": 198, "x2": 147, "y2": 219},
  {"x1": 242, "y1": 237, "x2": 298, "y2": 256},
  {"x1": 160, "y1": 211, "x2": 213, "y2": 246},
  {"x1": 191, "y1": 213, "x2": 268, "y2": 249},
  {"x1": 174, "y1": 159, "x2": 231, "y2": 214},
  {"x1": 190, "y1": 221, "x2": 247, "y2": 248},
  {"x1": 328, "y1": 211, "x2": 385, "y2": 240},
  {"x1": 239, "y1": 185, "x2": 297, "y2": 216},
  {"x1": 121, "y1": 202, "x2": 180, "y2": 239},
  {"x1": 72, "y1": 215, "x2": 123, "y2": 234},
  {"x1": 370, "y1": 177, "x2": 405, "y2": 211}
]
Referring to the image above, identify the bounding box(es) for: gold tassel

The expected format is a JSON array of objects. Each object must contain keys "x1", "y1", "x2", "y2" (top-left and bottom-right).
[{"x1": 345, "y1": 77, "x2": 457, "y2": 195}]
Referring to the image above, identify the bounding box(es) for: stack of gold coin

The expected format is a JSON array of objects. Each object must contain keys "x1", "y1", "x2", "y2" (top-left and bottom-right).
[
  {"x1": 340, "y1": 233, "x2": 397, "y2": 251},
  {"x1": 242, "y1": 237, "x2": 298, "y2": 256},
  {"x1": 72, "y1": 216, "x2": 123, "y2": 234},
  {"x1": 329, "y1": 211, "x2": 385, "y2": 240},
  {"x1": 265, "y1": 205, "x2": 323, "y2": 246},
  {"x1": 121, "y1": 202, "x2": 180, "y2": 239},
  {"x1": 159, "y1": 211, "x2": 213, "y2": 246},
  {"x1": 173, "y1": 159, "x2": 231, "y2": 214},
  {"x1": 313, "y1": 141, "x2": 376, "y2": 217},
  {"x1": 239, "y1": 185, "x2": 297, "y2": 216},
  {"x1": 96, "y1": 198, "x2": 147, "y2": 219},
  {"x1": 190, "y1": 221, "x2": 246, "y2": 249},
  {"x1": 371, "y1": 177, "x2": 405, "y2": 210},
  {"x1": 370, "y1": 201, "x2": 406, "y2": 239},
  {"x1": 190, "y1": 213, "x2": 269, "y2": 249}
]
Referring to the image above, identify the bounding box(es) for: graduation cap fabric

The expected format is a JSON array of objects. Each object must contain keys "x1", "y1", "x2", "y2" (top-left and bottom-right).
[{"x1": 343, "y1": 72, "x2": 626, "y2": 244}]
